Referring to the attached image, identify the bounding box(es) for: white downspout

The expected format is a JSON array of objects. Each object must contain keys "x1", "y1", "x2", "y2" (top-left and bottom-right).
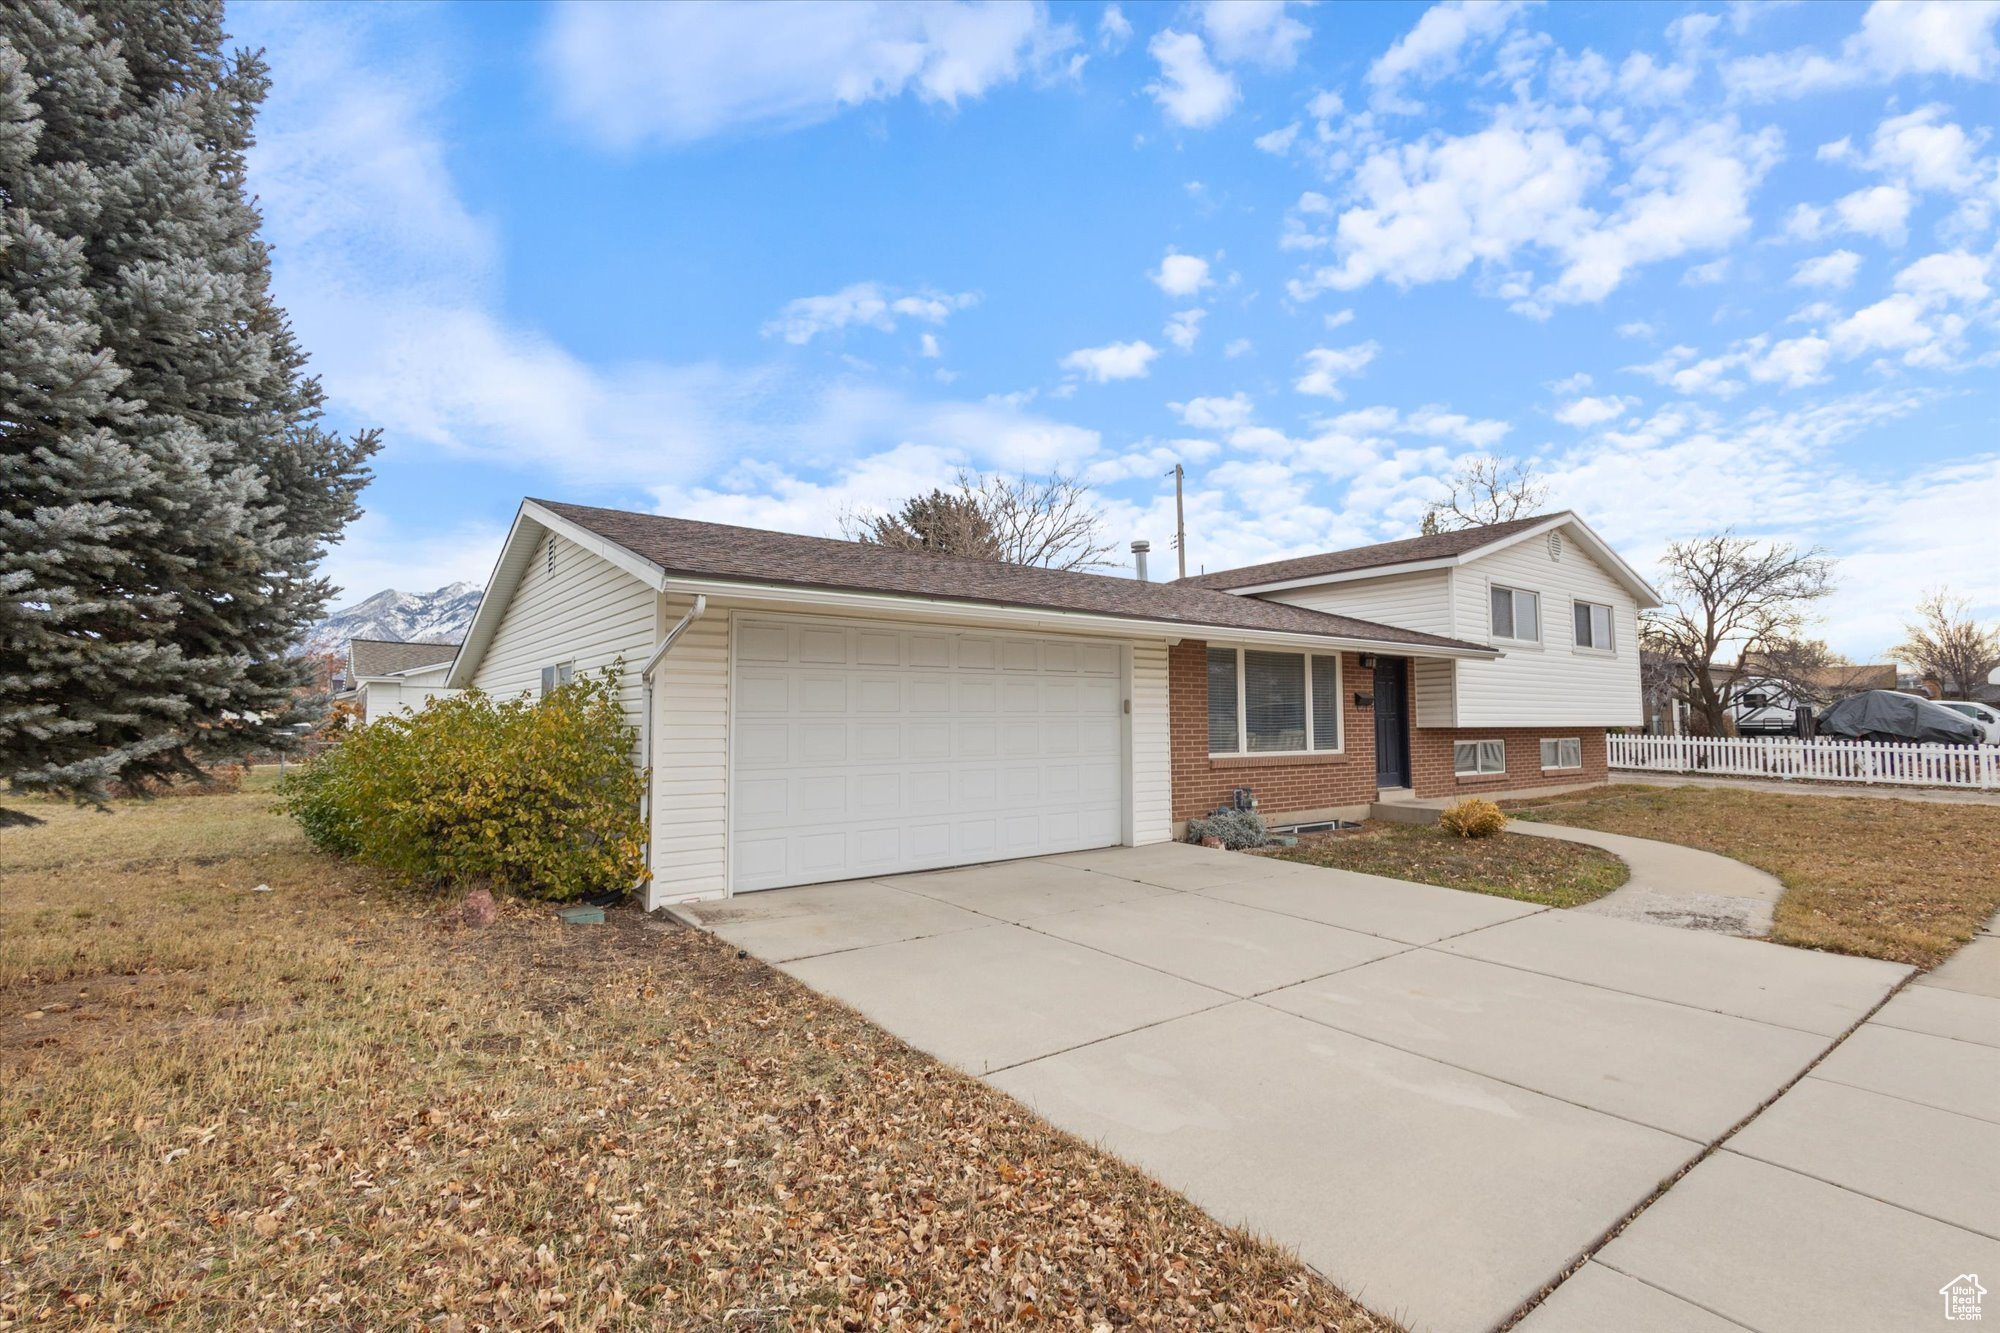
[{"x1": 638, "y1": 594, "x2": 707, "y2": 904}]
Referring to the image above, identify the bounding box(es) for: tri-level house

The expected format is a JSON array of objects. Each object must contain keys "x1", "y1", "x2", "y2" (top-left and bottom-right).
[{"x1": 447, "y1": 501, "x2": 1658, "y2": 908}]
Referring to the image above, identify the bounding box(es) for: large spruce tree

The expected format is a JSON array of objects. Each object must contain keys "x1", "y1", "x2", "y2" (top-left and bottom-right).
[{"x1": 0, "y1": 0, "x2": 377, "y2": 819}]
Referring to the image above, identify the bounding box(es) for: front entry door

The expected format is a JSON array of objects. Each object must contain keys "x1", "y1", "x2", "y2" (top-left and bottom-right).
[{"x1": 1373, "y1": 656, "x2": 1411, "y2": 789}]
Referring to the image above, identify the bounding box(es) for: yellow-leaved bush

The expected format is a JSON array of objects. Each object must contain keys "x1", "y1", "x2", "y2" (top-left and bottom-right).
[
  {"x1": 1439, "y1": 797, "x2": 1507, "y2": 839},
  {"x1": 279, "y1": 669, "x2": 648, "y2": 901}
]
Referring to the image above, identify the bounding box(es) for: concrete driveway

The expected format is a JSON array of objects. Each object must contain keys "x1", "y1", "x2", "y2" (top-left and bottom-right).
[{"x1": 676, "y1": 843, "x2": 1911, "y2": 1333}]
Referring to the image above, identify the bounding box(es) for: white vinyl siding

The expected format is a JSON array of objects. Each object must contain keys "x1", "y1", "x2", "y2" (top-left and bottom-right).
[
  {"x1": 1128, "y1": 642, "x2": 1173, "y2": 846},
  {"x1": 469, "y1": 531, "x2": 656, "y2": 746},
  {"x1": 1263, "y1": 569, "x2": 1455, "y2": 637},
  {"x1": 1541, "y1": 737, "x2": 1583, "y2": 770},
  {"x1": 1451, "y1": 530, "x2": 1643, "y2": 727},
  {"x1": 648, "y1": 597, "x2": 731, "y2": 907},
  {"x1": 1413, "y1": 658, "x2": 1457, "y2": 728}
]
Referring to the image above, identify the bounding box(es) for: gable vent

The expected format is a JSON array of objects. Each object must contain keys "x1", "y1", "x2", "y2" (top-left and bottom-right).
[
  {"x1": 546, "y1": 537, "x2": 558, "y2": 575},
  {"x1": 1547, "y1": 531, "x2": 1564, "y2": 562}
]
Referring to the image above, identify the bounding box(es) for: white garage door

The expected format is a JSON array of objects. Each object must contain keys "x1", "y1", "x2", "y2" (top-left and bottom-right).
[{"x1": 730, "y1": 617, "x2": 1125, "y2": 891}]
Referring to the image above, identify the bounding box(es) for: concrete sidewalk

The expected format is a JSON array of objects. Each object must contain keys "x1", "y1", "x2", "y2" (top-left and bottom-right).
[
  {"x1": 677, "y1": 843, "x2": 1910, "y2": 1333},
  {"x1": 1524, "y1": 912, "x2": 2000, "y2": 1332},
  {"x1": 1507, "y1": 820, "x2": 1784, "y2": 936}
]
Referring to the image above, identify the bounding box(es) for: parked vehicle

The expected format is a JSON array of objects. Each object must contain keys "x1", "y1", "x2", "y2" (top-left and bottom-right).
[
  {"x1": 1935, "y1": 699, "x2": 2000, "y2": 743},
  {"x1": 1732, "y1": 688, "x2": 1804, "y2": 736},
  {"x1": 1816, "y1": 690, "x2": 1983, "y2": 745}
]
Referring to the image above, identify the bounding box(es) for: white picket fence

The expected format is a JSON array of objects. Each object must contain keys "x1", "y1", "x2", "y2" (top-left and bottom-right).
[{"x1": 1608, "y1": 733, "x2": 2000, "y2": 790}]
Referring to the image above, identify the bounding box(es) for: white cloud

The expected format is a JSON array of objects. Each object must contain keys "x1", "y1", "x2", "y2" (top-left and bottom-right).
[
  {"x1": 919, "y1": 332, "x2": 942, "y2": 358},
  {"x1": 542, "y1": 1, "x2": 1079, "y2": 146},
  {"x1": 1198, "y1": 0, "x2": 1311, "y2": 69},
  {"x1": 1098, "y1": 3, "x2": 1132, "y2": 52},
  {"x1": 1254, "y1": 121, "x2": 1302, "y2": 154},
  {"x1": 1288, "y1": 112, "x2": 1779, "y2": 311},
  {"x1": 1833, "y1": 183, "x2": 1913, "y2": 243},
  {"x1": 1172, "y1": 392, "x2": 1255, "y2": 430},
  {"x1": 1147, "y1": 29, "x2": 1239, "y2": 128},
  {"x1": 1152, "y1": 249, "x2": 1213, "y2": 296},
  {"x1": 1724, "y1": 0, "x2": 2000, "y2": 99},
  {"x1": 1323, "y1": 308, "x2": 1356, "y2": 330},
  {"x1": 763, "y1": 283, "x2": 976, "y2": 344},
  {"x1": 1366, "y1": 0, "x2": 1527, "y2": 112},
  {"x1": 1792, "y1": 250, "x2": 1862, "y2": 289},
  {"x1": 1061, "y1": 339, "x2": 1160, "y2": 381},
  {"x1": 1895, "y1": 249, "x2": 1992, "y2": 303},
  {"x1": 1861, "y1": 105, "x2": 1988, "y2": 194},
  {"x1": 1163, "y1": 308, "x2": 1206, "y2": 351},
  {"x1": 1294, "y1": 342, "x2": 1381, "y2": 398},
  {"x1": 1555, "y1": 395, "x2": 1633, "y2": 429},
  {"x1": 1224, "y1": 337, "x2": 1254, "y2": 358},
  {"x1": 1549, "y1": 371, "x2": 1593, "y2": 394},
  {"x1": 318, "y1": 511, "x2": 508, "y2": 606},
  {"x1": 1683, "y1": 258, "x2": 1731, "y2": 286}
]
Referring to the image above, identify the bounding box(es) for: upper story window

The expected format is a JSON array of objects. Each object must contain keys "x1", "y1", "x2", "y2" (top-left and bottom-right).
[
  {"x1": 1489, "y1": 584, "x2": 1540, "y2": 643},
  {"x1": 1206, "y1": 647, "x2": 1343, "y2": 755},
  {"x1": 539, "y1": 660, "x2": 574, "y2": 697},
  {"x1": 1572, "y1": 599, "x2": 1614, "y2": 651}
]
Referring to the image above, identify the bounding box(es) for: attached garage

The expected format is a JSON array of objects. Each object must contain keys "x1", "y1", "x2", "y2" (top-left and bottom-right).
[
  {"x1": 730, "y1": 617, "x2": 1125, "y2": 891},
  {"x1": 451, "y1": 499, "x2": 1499, "y2": 911}
]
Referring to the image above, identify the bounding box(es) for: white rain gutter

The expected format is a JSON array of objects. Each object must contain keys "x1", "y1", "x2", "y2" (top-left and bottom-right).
[{"x1": 637, "y1": 594, "x2": 707, "y2": 895}]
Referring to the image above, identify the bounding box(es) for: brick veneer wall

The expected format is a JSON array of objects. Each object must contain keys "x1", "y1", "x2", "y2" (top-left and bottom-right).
[
  {"x1": 1168, "y1": 642, "x2": 1378, "y2": 821},
  {"x1": 1408, "y1": 727, "x2": 1608, "y2": 799}
]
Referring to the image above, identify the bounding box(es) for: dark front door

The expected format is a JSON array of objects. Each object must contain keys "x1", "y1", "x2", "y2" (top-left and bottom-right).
[{"x1": 1373, "y1": 656, "x2": 1411, "y2": 789}]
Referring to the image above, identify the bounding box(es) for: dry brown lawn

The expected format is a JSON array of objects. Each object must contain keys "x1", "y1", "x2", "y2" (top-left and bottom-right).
[
  {"x1": 1507, "y1": 783, "x2": 2000, "y2": 968},
  {"x1": 0, "y1": 776, "x2": 1390, "y2": 1331},
  {"x1": 1267, "y1": 822, "x2": 1628, "y2": 909}
]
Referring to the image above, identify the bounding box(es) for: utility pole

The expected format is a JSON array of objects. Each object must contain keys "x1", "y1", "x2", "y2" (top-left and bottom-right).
[{"x1": 1168, "y1": 463, "x2": 1186, "y2": 580}]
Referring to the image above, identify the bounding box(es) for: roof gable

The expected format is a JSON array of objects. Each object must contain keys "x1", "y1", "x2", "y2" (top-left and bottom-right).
[{"x1": 348, "y1": 637, "x2": 461, "y2": 678}]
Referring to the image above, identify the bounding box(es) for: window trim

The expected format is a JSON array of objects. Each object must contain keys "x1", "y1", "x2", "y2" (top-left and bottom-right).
[
  {"x1": 1206, "y1": 646, "x2": 1344, "y2": 758},
  {"x1": 1539, "y1": 737, "x2": 1583, "y2": 771},
  {"x1": 1571, "y1": 598, "x2": 1616, "y2": 655},
  {"x1": 1454, "y1": 738, "x2": 1507, "y2": 777},
  {"x1": 539, "y1": 660, "x2": 575, "y2": 697},
  {"x1": 1488, "y1": 582, "x2": 1543, "y2": 646}
]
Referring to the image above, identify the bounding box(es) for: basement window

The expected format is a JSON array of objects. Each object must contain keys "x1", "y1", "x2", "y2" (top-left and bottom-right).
[
  {"x1": 1540, "y1": 737, "x2": 1583, "y2": 770},
  {"x1": 1454, "y1": 739, "x2": 1506, "y2": 777}
]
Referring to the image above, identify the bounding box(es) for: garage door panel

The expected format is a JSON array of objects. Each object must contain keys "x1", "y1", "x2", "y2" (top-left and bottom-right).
[{"x1": 730, "y1": 619, "x2": 1125, "y2": 892}]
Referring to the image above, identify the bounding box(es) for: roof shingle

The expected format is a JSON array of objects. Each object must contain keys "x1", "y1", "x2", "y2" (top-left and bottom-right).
[
  {"x1": 349, "y1": 638, "x2": 461, "y2": 677},
  {"x1": 534, "y1": 500, "x2": 1492, "y2": 655},
  {"x1": 1175, "y1": 514, "x2": 1556, "y2": 590}
]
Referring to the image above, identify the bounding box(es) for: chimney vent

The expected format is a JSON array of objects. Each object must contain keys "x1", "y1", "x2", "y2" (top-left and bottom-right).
[{"x1": 1131, "y1": 539, "x2": 1151, "y2": 582}]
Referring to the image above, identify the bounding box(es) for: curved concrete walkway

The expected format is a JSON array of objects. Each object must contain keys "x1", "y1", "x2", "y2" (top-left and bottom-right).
[{"x1": 1507, "y1": 821, "x2": 1784, "y2": 936}]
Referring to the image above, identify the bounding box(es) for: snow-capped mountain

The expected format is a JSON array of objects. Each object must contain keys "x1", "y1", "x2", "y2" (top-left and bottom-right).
[{"x1": 301, "y1": 583, "x2": 482, "y2": 658}]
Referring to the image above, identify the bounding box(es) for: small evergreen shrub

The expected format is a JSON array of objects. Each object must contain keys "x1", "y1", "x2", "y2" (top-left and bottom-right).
[
  {"x1": 279, "y1": 670, "x2": 647, "y2": 901},
  {"x1": 1439, "y1": 797, "x2": 1507, "y2": 839},
  {"x1": 1186, "y1": 807, "x2": 1268, "y2": 849}
]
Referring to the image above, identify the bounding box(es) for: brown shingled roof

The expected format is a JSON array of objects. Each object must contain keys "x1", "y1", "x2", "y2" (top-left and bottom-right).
[
  {"x1": 349, "y1": 638, "x2": 461, "y2": 677},
  {"x1": 1176, "y1": 514, "x2": 1556, "y2": 590},
  {"x1": 534, "y1": 499, "x2": 1493, "y2": 655}
]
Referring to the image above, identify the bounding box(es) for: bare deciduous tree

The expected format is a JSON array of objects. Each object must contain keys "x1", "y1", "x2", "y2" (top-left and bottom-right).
[
  {"x1": 845, "y1": 471, "x2": 1117, "y2": 572},
  {"x1": 1891, "y1": 589, "x2": 2000, "y2": 697},
  {"x1": 1422, "y1": 456, "x2": 1549, "y2": 533},
  {"x1": 1643, "y1": 532, "x2": 1837, "y2": 735}
]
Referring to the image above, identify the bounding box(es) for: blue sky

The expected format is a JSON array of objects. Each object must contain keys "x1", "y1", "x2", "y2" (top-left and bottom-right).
[{"x1": 229, "y1": 0, "x2": 2000, "y2": 658}]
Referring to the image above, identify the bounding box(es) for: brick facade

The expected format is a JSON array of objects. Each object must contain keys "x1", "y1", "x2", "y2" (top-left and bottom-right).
[
  {"x1": 1167, "y1": 639, "x2": 1608, "y2": 819},
  {"x1": 1169, "y1": 642, "x2": 1378, "y2": 822},
  {"x1": 1408, "y1": 727, "x2": 1608, "y2": 799}
]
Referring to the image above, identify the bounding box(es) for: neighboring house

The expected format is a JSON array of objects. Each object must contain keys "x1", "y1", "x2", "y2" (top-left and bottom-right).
[
  {"x1": 340, "y1": 637, "x2": 463, "y2": 723},
  {"x1": 1724, "y1": 660, "x2": 1897, "y2": 735},
  {"x1": 450, "y1": 501, "x2": 1654, "y2": 908}
]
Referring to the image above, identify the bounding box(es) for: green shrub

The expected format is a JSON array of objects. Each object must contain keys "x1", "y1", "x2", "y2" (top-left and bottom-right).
[
  {"x1": 1186, "y1": 807, "x2": 1268, "y2": 849},
  {"x1": 279, "y1": 669, "x2": 647, "y2": 901},
  {"x1": 1439, "y1": 797, "x2": 1507, "y2": 839}
]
